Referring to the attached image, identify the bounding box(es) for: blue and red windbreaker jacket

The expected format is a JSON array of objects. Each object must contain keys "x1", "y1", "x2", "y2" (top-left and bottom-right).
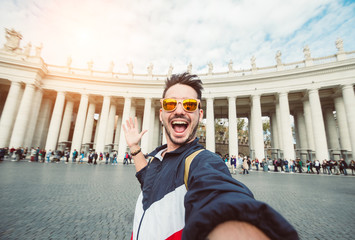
[{"x1": 131, "y1": 138, "x2": 298, "y2": 240}]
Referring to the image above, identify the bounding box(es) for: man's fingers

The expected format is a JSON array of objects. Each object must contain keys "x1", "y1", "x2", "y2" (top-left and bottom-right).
[
  {"x1": 134, "y1": 117, "x2": 138, "y2": 127},
  {"x1": 126, "y1": 118, "x2": 133, "y2": 129},
  {"x1": 129, "y1": 117, "x2": 134, "y2": 127},
  {"x1": 140, "y1": 129, "x2": 148, "y2": 138}
]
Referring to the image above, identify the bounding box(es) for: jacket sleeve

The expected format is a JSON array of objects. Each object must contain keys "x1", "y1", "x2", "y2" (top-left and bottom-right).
[
  {"x1": 135, "y1": 165, "x2": 148, "y2": 189},
  {"x1": 183, "y1": 151, "x2": 298, "y2": 240}
]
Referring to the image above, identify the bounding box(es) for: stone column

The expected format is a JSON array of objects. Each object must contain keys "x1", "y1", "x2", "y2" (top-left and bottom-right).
[
  {"x1": 308, "y1": 88, "x2": 329, "y2": 160},
  {"x1": 275, "y1": 101, "x2": 283, "y2": 151},
  {"x1": 323, "y1": 107, "x2": 340, "y2": 150},
  {"x1": 58, "y1": 100, "x2": 74, "y2": 143},
  {"x1": 32, "y1": 98, "x2": 53, "y2": 148},
  {"x1": 113, "y1": 114, "x2": 122, "y2": 151},
  {"x1": 251, "y1": 94, "x2": 264, "y2": 160},
  {"x1": 278, "y1": 92, "x2": 295, "y2": 160},
  {"x1": 293, "y1": 111, "x2": 301, "y2": 150},
  {"x1": 96, "y1": 95, "x2": 111, "y2": 154},
  {"x1": 334, "y1": 96, "x2": 351, "y2": 150},
  {"x1": 137, "y1": 116, "x2": 142, "y2": 134},
  {"x1": 248, "y1": 113, "x2": 253, "y2": 152},
  {"x1": 118, "y1": 97, "x2": 132, "y2": 160},
  {"x1": 270, "y1": 112, "x2": 279, "y2": 149},
  {"x1": 24, "y1": 88, "x2": 43, "y2": 148},
  {"x1": 70, "y1": 94, "x2": 89, "y2": 155},
  {"x1": 149, "y1": 106, "x2": 157, "y2": 151},
  {"x1": 206, "y1": 97, "x2": 215, "y2": 152},
  {"x1": 82, "y1": 102, "x2": 96, "y2": 145},
  {"x1": 141, "y1": 98, "x2": 152, "y2": 154},
  {"x1": 0, "y1": 81, "x2": 22, "y2": 147},
  {"x1": 228, "y1": 97, "x2": 238, "y2": 158},
  {"x1": 9, "y1": 83, "x2": 36, "y2": 148},
  {"x1": 161, "y1": 122, "x2": 167, "y2": 145},
  {"x1": 154, "y1": 115, "x2": 161, "y2": 147},
  {"x1": 45, "y1": 91, "x2": 66, "y2": 151},
  {"x1": 303, "y1": 99, "x2": 315, "y2": 151},
  {"x1": 105, "y1": 103, "x2": 117, "y2": 146},
  {"x1": 296, "y1": 111, "x2": 308, "y2": 150},
  {"x1": 94, "y1": 117, "x2": 100, "y2": 148},
  {"x1": 130, "y1": 102, "x2": 136, "y2": 117},
  {"x1": 342, "y1": 84, "x2": 355, "y2": 160}
]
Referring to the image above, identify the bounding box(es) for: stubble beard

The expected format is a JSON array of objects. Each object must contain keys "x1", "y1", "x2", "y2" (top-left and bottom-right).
[{"x1": 163, "y1": 119, "x2": 199, "y2": 147}]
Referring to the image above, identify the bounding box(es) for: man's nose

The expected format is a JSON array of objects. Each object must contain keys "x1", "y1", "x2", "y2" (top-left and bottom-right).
[{"x1": 174, "y1": 102, "x2": 186, "y2": 114}]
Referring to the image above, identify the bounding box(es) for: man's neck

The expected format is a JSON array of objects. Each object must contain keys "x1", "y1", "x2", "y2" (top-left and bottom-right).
[{"x1": 166, "y1": 137, "x2": 197, "y2": 153}]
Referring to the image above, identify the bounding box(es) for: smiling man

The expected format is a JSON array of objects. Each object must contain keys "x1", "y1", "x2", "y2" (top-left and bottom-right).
[{"x1": 123, "y1": 72, "x2": 298, "y2": 240}]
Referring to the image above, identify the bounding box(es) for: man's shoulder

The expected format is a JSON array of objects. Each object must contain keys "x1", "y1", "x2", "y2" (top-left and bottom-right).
[{"x1": 189, "y1": 148, "x2": 224, "y2": 166}]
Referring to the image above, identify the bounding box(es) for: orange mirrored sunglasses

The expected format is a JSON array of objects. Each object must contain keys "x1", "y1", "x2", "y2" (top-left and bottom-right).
[{"x1": 160, "y1": 98, "x2": 200, "y2": 112}]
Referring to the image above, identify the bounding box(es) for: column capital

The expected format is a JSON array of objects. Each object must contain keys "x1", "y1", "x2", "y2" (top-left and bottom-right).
[
  {"x1": 227, "y1": 96, "x2": 237, "y2": 103},
  {"x1": 25, "y1": 83, "x2": 36, "y2": 89},
  {"x1": 341, "y1": 84, "x2": 354, "y2": 91},
  {"x1": 251, "y1": 94, "x2": 261, "y2": 100},
  {"x1": 57, "y1": 91, "x2": 66, "y2": 96},
  {"x1": 308, "y1": 88, "x2": 319, "y2": 95},
  {"x1": 11, "y1": 81, "x2": 22, "y2": 86},
  {"x1": 80, "y1": 93, "x2": 89, "y2": 98},
  {"x1": 278, "y1": 90, "x2": 289, "y2": 96},
  {"x1": 205, "y1": 97, "x2": 214, "y2": 104},
  {"x1": 204, "y1": 96, "x2": 214, "y2": 100}
]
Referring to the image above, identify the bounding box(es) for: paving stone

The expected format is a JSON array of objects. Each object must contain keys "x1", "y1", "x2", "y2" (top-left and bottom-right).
[{"x1": 0, "y1": 161, "x2": 354, "y2": 239}]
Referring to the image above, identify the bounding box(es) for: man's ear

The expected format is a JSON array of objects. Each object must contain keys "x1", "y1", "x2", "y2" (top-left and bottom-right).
[
  {"x1": 199, "y1": 109, "x2": 204, "y2": 122},
  {"x1": 159, "y1": 108, "x2": 163, "y2": 122}
]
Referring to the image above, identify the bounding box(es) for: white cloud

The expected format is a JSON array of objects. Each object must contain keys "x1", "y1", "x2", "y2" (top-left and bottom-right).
[{"x1": 0, "y1": 0, "x2": 354, "y2": 74}]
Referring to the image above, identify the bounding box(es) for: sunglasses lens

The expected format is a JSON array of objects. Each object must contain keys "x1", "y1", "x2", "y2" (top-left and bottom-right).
[
  {"x1": 183, "y1": 99, "x2": 198, "y2": 111},
  {"x1": 163, "y1": 99, "x2": 177, "y2": 111}
]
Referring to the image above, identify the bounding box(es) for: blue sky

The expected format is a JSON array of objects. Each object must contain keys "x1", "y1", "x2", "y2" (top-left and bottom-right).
[{"x1": 0, "y1": 0, "x2": 354, "y2": 74}]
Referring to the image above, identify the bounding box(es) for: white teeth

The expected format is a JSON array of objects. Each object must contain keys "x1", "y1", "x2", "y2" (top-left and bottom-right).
[{"x1": 172, "y1": 121, "x2": 187, "y2": 125}]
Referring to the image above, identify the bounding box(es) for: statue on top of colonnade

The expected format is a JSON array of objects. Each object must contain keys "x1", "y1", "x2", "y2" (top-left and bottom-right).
[
  {"x1": 336, "y1": 38, "x2": 344, "y2": 53},
  {"x1": 228, "y1": 60, "x2": 233, "y2": 72},
  {"x1": 187, "y1": 62, "x2": 192, "y2": 73},
  {"x1": 168, "y1": 64, "x2": 174, "y2": 76},
  {"x1": 303, "y1": 45, "x2": 311, "y2": 60},
  {"x1": 3, "y1": 28, "x2": 23, "y2": 53},
  {"x1": 208, "y1": 62, "x2": 213, "y2": 75},
  {"x1": 127, "y1": 62, "x2": 134, "y2": 75},
  {"x1": 250, "y1": 56, "x2": 256, "y2": 70},
  {"x1": 147, "y1": 63, "x2": 153, "y2": 76},
  {"x1": 275, "y1": 50, "x2": 282, "y2": 65}
]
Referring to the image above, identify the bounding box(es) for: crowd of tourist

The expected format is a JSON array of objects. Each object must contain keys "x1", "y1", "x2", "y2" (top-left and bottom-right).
[
  {"x1": 221, "y1": 153, "x2": 355, "y2": 176},
  {"x1": 0, "y1": 147, "x2": 133, "y2": 166},
  {"x1": 1, "y1": 147, "x2": 354, "y2": 176}
]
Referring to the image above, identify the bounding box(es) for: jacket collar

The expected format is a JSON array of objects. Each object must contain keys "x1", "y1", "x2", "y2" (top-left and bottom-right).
[{"x1": 148, "y1": 138, "x2": 200, "y2": 158}]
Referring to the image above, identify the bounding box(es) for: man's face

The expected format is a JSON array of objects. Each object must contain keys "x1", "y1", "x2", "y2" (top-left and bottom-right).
[{"x1": 160, "y1": 84, "x2": 203, "y2": 150}]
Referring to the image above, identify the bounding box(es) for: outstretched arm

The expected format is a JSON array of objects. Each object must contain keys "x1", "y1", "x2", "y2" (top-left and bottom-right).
[
  {"x1": 206, "y1": 221, "x2": 270, "y2": 240},
  {"x1": 122, "y1": 117, "x2": 148, "y2": 172}
]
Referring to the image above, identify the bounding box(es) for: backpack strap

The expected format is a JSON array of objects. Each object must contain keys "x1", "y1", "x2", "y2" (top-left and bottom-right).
[{"x1": 184, "y1": 149, "x2": 204, "y2": 190}]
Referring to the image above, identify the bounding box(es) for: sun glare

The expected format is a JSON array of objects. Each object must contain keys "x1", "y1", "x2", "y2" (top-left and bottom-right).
[{"x1": 76, "y1": 28, "x2": 92, "y2": 46}]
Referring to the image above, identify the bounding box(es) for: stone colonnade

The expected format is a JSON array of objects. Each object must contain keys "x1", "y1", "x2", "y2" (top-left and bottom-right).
[
  {"x1": 0, "y1": 81, "x2": 354, "y2": 162},
  {"x1": 0, "y1": 86, "x2": 163, "y2": 160}
]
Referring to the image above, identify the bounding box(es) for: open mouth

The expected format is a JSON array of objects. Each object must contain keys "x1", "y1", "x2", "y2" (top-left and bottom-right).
[{"x1": 171, "y1": 120, "x2": 189, "y2": 134}]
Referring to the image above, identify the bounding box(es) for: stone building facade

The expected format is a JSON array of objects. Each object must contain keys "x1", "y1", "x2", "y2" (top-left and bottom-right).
[{"x1": 0, "y1": 29, "x2": 354, "y2": 162}]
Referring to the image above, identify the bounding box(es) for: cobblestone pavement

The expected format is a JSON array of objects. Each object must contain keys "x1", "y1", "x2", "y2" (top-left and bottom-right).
[{"x1": 0, "y1": 160, "x2": 354, "y2": 240}]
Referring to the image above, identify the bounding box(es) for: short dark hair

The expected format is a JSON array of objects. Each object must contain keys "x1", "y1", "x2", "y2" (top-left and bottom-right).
[{"x1": 162, "y1": 72, "x2": 203, "y2": 100}]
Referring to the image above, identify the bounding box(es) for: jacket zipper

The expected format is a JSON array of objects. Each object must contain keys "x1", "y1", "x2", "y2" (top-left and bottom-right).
[{"x1": 136, "y1": 210, "x2": 146, "y2": 240}]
